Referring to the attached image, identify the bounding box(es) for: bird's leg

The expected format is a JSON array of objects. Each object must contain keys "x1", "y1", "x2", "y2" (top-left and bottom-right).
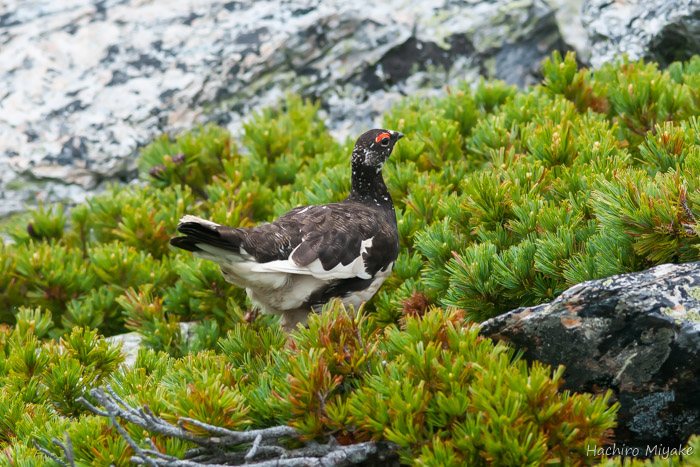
[
  {"x1": 244, "y1": 308, "x2": 259, "y2": 324},
  {"x1": 279, "y1": 309, "x2": 310, "y2": 333}
]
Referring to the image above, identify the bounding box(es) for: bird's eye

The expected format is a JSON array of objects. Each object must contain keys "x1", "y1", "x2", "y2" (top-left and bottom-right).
[{"x1": 375, "y1": 132, "x2": 391, "y2": 146}]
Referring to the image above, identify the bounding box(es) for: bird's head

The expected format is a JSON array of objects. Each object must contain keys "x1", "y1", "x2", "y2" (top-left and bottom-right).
[{"x1": 352, "y1": 129, "x2": 404, "y2": 173}]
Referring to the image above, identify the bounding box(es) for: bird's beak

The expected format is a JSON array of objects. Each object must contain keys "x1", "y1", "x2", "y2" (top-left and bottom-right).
[{"x1": 393, "y1": 131, "x2": 405, "y2": 141}]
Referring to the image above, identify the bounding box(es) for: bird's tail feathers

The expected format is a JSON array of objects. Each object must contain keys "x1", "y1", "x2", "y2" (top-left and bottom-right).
[{"x1": 170, "y1": 215, "x2": 243, "y2": 253}]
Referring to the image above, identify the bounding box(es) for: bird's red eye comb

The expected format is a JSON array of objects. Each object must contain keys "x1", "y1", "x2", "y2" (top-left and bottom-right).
[{"x1": 375, "y1": 132, "x2": 391, "y2": 143}]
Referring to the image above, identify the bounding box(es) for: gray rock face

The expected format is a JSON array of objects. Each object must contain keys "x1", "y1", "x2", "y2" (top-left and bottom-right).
[
  {"x1": 106, "y1": 321, "x2": 198, "y2": 367},
  {"x1": 548, "y1": 0, "x2": 589, "y2": 61},
  {"x1": 582, "y1": 0, "x2": 700, "y2": 68},
  {"x1": 480, "y1": 262, "x2": 700, "y2": 449},
  {"x1": 0, "y1": 0, "x2": 567, "y2": 217}
]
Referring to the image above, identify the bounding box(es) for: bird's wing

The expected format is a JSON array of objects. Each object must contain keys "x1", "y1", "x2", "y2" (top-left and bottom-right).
[{"x1": 246, "y1": 203, "x2": 382, "y2": 280}]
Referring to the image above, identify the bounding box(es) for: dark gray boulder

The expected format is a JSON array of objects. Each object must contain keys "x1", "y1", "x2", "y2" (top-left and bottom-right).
[
  {"x1": 582, "y1": 0, "x2": 700, "y2": 68},
  {"x1": 480, "y1": 262, "x2": 700, "y2": 449}
]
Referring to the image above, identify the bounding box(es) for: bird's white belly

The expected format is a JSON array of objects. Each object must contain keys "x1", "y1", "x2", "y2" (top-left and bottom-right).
[
  {"x1": 246, "y1": 275, "x2": 328, "y2": 315},
  {"x1": 215, "y1": 253, "x2": 394, "y2": 316},
  {"x1": 218, "y1": 263, "x2": 317, "y2": 314}
]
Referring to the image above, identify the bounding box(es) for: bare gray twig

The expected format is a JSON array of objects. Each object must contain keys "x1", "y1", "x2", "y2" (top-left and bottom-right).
[
  {"x1": 244, "y1": 434, "x2": 263, "y2": 461},
  {"x1": 32, "y1": 440, "x2": 68, "y2": 467},
  {"x1": 34, "y1": 433, "x2": 77, "y2": 467},
  {"x1": 65, "y1": 386, "x2": 398, "y2": 466}
]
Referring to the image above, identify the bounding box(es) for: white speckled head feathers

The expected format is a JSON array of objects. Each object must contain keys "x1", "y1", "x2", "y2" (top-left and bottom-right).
[{"x1": 351, "y1": 129, "x2": 404, "y2": 168}]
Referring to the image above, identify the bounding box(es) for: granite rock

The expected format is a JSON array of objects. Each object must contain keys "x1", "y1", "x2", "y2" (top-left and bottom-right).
[
  {"x1": 106, "y1": 321, "x2": 198, "y2": 367},
  {"x1": 0, "y1": 0, "x2": 567, "y2": 217},
  {"x1": 481, "y1": 262, "x2": 700, "y2": 449},
  {"x1": 548, "y1": 0, "x2": 589, "y2": 61},
  {"x1": 582, "y1": 0, "x2": 700, "y2": 68}
]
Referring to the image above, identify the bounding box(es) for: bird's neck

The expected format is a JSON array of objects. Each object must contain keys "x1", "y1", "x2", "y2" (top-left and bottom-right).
[{"x1": 347, "y1": 163, "x2": 393, "y2": 208}]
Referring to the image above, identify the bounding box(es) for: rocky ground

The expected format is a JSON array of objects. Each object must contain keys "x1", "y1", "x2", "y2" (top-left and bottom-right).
[
  {"x1": 1, "y1": 0, "x2": 699, "y2": 216},
  {"x1": 2, "y1": 0, "x2": 570, "y2": 217},
  {"x1": 582, "y1": 0, "x2": 700, "y2": 68}
]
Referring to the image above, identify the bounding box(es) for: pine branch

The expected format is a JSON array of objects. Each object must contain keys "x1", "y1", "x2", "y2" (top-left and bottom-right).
[{"x1": 66, "y1": 386, "x2": 398, "y2": 466}]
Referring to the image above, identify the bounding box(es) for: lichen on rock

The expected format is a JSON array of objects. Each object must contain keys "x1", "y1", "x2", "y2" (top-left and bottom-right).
[{"x1": 481, "y1": 261, "x2": 700, "y2": 449}]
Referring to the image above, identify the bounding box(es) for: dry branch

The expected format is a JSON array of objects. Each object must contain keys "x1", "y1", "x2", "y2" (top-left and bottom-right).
[{"x1": 58, "y1": 386, "x2": 399, "y2": 466}]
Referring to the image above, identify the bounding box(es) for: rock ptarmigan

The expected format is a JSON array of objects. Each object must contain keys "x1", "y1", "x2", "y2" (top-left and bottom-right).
[{"x1": 170, "y1": 129, "x2": 403, "y2": 331}]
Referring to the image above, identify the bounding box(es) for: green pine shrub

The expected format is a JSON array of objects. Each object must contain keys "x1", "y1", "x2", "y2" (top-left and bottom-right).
[
  {"x1": 0, "y1": 302, "x2": 621, "y2": 465},
  {"x1": 6, "y1": 53, "x2": 700, "y2": 332},
  {"x1": 8, "y1": 203, "x2": 66, "y2": 245},
  {"x1": 138, "y1": 124, "x2": 236, "y2": 195},
  {"x1": 2, "y1": 53, "x2": 700, "y2": 464},
  {"x1": 4, "y1": 302, "x2": 693, "y2": 465},
  {"x1": 347, "y1": 308, "x2": 616, "y2": 465}
]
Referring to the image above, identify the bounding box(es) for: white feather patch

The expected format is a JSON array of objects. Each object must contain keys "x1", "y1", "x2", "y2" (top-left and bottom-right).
[
  {"x1": 250, "y1": 237, "x2": 374, "y2": 280},
  {"x1": 179, "y1": 214, "x2": 220, "y2": 229}
]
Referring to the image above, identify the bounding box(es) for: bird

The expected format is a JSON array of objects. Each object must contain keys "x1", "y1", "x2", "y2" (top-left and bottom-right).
[{"x1": 170, "y1": 129, "x2": 403, "y2": 331}]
